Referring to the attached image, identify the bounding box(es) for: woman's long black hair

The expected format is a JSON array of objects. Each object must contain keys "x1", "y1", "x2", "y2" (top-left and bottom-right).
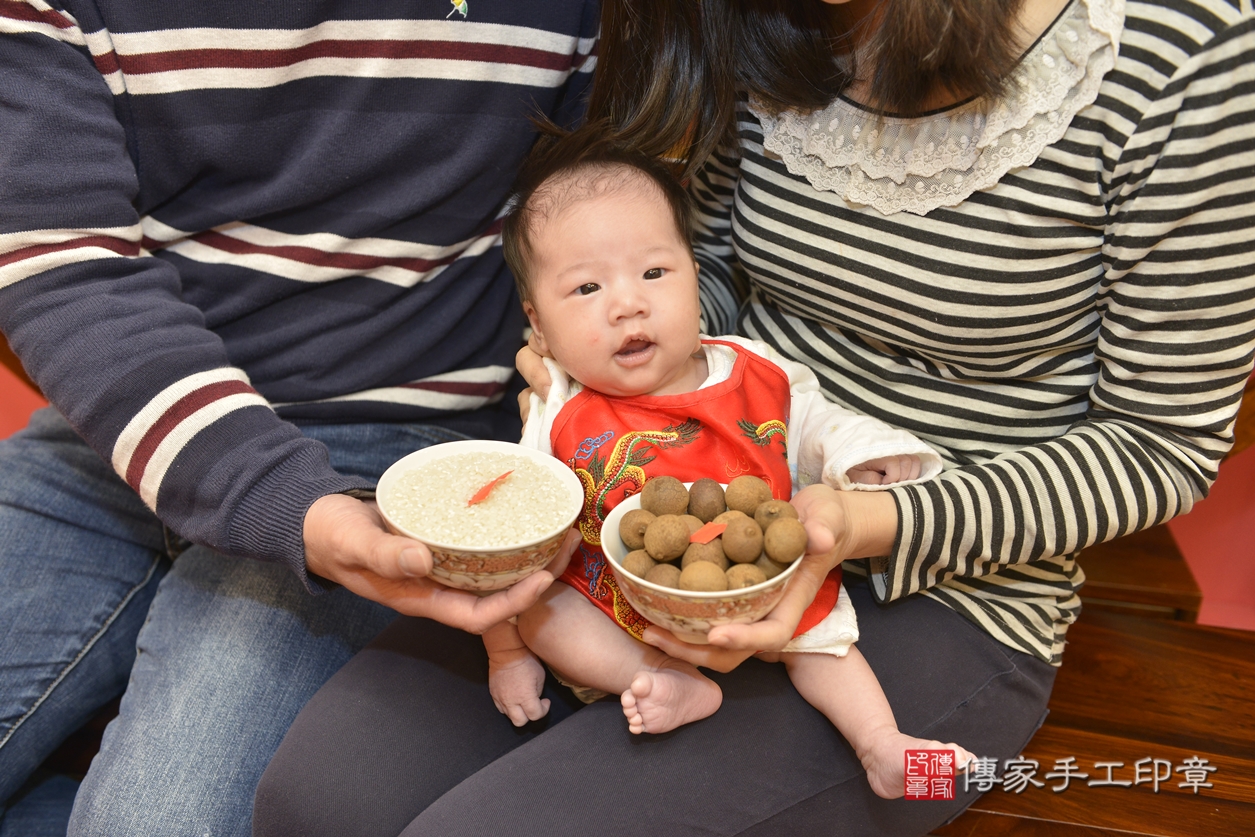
[{"x1": 587, "y1": 0, "x2": 1027, "y2": 179}]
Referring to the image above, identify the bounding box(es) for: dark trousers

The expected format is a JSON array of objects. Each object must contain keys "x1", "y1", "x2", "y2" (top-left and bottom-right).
[{"x1": 253, "y1": 577, "x2": 1056, "y2": 837}]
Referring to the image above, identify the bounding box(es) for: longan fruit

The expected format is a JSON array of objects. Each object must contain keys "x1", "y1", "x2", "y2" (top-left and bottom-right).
[
  {"x1": 713, "y1": 509, "x2": 751, "y2": 526},
  {"x1": 645, "y1": 563, "x2": 682, "y2": 588},
  {"x1": 726, "y1": 563, "x2": 768, "y2": 589},
  {"x1": 681, "y1": 540, "x2": 728, "y2": 571},
  {"x1": 681, "y1": 514, "x2": 705, "y2": 535},
  {"x1": 687, "y1": 478, "x2": 727, "y2": 523},
  {"x1": 764, "y1": 517, "x2": 807, "y2": 563},
  {"x1": 754, "y1": 499, "x2": 798, "y2": 531},
  {"x1": 644, "y1": 514, "x2": 690, "y2": 562},
  {"x1": 621, "y1": 549, "x2": 655, "y2": 579},
  {"x1": 724, "y1": 475, "x2": 773, "y2": 516},
  {"x1": 618, "y1": 508, "x2": 656, "y2": 551},
  {"x1": 640, "y1": 476, "x2": 689, "y2": 517},
  {"x1": 721, "y1": 516, "x2": 764, "y2": 564},
  {"x1": 678, "y1": 561, "x2": 728, "y2": 592},
  {"x1": 754, "y1": 552, "x2": 787, "y2": 580}
]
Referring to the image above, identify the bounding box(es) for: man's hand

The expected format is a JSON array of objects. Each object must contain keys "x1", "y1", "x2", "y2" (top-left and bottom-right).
[{"x1": 303, "y1": 493, "x2": 580, "y2": 634}]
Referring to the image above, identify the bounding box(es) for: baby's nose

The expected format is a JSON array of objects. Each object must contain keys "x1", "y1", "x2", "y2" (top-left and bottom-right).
[{"x1": 610, "y1": 286, "x2": 649, "y2": 320}]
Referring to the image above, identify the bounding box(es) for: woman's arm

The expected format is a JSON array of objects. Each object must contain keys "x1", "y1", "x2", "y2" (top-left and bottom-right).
[
  {"x1": 871, "y1": 17, "x2": 1255, "y2": 606},
  {"x1": 671, "y1": 10, "x2": 1255, "y2": 661}
]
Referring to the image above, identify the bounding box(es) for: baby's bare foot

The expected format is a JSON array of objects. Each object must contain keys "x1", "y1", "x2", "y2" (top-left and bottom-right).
[
  {"x1": 620, "y1": 658, "x2": 722, "y2": 734},
  {"x1": 861, "y1": 732, "x2": 976, "y2": 800}
]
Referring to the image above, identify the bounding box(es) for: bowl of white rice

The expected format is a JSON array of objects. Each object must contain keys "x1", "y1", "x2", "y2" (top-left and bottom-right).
[{"x1": 376, "y1": 440, "x2": 584, "y2": 591}]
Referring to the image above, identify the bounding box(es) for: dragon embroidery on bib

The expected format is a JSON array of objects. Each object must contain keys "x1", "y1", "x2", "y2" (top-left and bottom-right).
[
  {"x1": 568, "y1": 418, "x2": 701, "y2": 545},
  {"x1": 737, "y1": 418, "x2": 787, "y2": 452}
]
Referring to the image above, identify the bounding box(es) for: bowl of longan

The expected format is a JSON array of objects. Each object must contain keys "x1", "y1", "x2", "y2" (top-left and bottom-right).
[
  {"x1": 601, "y1": 475, "x2": 807, "y2": 643},
  {"x1": 376, "y1": 440, "x2": 584, "y2": 591}
]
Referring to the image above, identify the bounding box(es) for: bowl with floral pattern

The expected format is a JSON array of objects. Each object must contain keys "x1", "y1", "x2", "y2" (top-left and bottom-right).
[
  {"x1": 600, "y1": 486, "x2": 804, "y2": 643},
  {"x1": 377, "y1": 440, "x2": 583, "y2": 591}
]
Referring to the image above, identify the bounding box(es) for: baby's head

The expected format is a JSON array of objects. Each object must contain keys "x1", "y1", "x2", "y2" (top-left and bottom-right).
[{"x1": 503, "y1": 128, "x2": 704, "y2": 397}]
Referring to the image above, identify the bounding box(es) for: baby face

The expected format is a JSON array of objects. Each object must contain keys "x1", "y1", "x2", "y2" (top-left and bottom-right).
[{"x1": 523, "y1": 175, "x2": 703, "y2": 397}]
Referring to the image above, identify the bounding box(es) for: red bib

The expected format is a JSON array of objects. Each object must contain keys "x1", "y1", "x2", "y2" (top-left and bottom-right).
[{"x1": 551, "y1": 340, "x2": 840, "y2": 640}]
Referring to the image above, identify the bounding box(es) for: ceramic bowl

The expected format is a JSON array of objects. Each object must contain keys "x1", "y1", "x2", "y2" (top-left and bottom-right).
[
  {"x1": 600, "y1": 486, "x2": 803, "y2": 643},
  {"x1": 376, "y1": 440, "x2": 583, "y2": 591}
]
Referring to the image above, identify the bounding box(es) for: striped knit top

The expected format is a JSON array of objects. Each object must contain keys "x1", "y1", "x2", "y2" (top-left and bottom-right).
[
  {"x1": 692, "y1": 0, "x2": 1255, "y2": 663},
  {"x1": 0, "y1": 0, "x2": 597, "y2": 585}
]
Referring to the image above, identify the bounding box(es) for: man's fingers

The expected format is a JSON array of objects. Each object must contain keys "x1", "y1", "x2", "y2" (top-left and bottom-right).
[
  {"x1": 362, "y1": 530, "x2": 433, "y2": 580},
  {"x1": 543, "y1": 529, "x2": 581, "y2": 577},
  {"x1": 459, "y1": 570, "x2": 555, "y2": 633},
  {"x1": 505, "y1": 704, "x2": 529, "y2": 727}
]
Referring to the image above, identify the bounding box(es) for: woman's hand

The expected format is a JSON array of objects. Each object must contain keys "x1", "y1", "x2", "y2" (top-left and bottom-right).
[
  {"x1": 515, "y1": 332, "x2": 553, "y2": 421},
  {"x1": 303, "y1": 493, "x2": 580, "y2": 634},
  {"x1": 697, "y1": 485, "x2": 900, "y2": 653},
  {"x1": 639, "y1": 627, "x2": 760, "y2": 672}
]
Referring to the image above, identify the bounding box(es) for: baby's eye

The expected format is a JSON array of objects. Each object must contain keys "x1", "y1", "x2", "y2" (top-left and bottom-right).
[
  {"x1": 576, "y1": 283, "x2": 600, "y2": 295},
  {"x1": 643, "y1": 267, "x2": 665, "y2": 280}
]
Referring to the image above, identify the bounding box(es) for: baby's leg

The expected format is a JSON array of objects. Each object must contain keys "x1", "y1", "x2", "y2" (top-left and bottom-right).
[
  {"x1": 780, "y1": 647, "x2": 975, "y2": 800},
  {"x1": 517, "y1": 585, "x2": 721, "y2": 734}
]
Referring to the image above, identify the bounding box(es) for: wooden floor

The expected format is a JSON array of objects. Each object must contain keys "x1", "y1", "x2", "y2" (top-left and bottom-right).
[{"x1": 932, "y1": 529, "x2": 1255, "y2": 837}]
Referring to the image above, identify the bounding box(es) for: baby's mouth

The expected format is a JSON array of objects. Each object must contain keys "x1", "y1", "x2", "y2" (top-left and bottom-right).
[{"x1": 615, "y1": 337, "x2": 655, "y2": 362}]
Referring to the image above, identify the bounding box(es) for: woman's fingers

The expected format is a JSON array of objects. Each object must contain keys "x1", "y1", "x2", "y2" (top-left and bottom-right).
[
  {"x1": 706, "y1": 552, "x2": 833, "y2": 651},
  {"x1": 641, "y1": 628, "x2": 758, "y2": 672},
  {"x1": 515, "y1": 342, "x2": 553, "y2": 401},
  {"x1": 792, "y1": 484, "x2": 846, "y2": 557}
]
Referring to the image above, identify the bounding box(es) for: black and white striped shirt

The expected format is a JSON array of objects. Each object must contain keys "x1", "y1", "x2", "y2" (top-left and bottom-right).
[{"x1": 693, "y1": 0, "x2": 1255, "y2": 663}]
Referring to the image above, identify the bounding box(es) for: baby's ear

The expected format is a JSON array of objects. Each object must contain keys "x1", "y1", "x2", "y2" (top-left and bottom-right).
[{"x1": 523, "y1": 302, "x2": 550, "y2": 355}]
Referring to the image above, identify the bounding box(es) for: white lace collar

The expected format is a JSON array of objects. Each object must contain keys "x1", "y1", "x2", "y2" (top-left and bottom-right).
[{"x1": 749, "y1": 0, "x2": 1124, "y2": 216}]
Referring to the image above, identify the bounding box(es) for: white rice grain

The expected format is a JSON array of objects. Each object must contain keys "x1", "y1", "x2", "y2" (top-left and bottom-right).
[{"x1": 386, "y1": 452, "x2": 572, "y2": 547}]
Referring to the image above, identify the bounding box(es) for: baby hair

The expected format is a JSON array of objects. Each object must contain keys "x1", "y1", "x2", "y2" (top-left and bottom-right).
[{"x1": 502, "y1": 121, "x2": 694, "y2": 306}]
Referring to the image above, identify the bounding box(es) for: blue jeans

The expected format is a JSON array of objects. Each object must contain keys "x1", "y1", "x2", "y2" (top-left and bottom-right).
[{"x1": 0, "y1": 408, "x2": 467, "y2": 836}]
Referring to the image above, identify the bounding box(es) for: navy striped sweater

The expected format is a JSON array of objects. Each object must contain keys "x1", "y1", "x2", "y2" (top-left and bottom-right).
[{"x1": 0, "y1": 0, "x2": 598, "y2": 584}]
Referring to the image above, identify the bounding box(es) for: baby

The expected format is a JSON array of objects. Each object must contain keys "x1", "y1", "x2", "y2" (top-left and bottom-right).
[{"x1": 483, "y1": 128, "x2": 973, "y2": 799}]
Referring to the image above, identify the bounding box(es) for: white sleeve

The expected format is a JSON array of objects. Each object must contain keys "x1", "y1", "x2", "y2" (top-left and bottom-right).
[
  {"x1": 716, "y1": 336, "x2": 944, "y2": 492},
  {"x1": 518, "y1": 358, "x2": 579, "y2": 455}
]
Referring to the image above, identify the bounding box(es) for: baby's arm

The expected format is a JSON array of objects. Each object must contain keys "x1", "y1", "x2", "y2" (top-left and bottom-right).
[
  {"x1": 482, "y1": 620, "x2": 551, "y2": 727},
  {"x1": 710, "y1": 335, "x2": 944, "y2": 491},
  {"x1": 777, "y1": 357, "x2": 942, "y2": 491}
]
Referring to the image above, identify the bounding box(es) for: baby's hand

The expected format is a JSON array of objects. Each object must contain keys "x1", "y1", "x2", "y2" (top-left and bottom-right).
[
  {"x1": 846, "y1": 454, "x2": 921, "y2": 486},
  {"x1": 488, "y1": 647, "x2": 551, "y2": 727}
]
